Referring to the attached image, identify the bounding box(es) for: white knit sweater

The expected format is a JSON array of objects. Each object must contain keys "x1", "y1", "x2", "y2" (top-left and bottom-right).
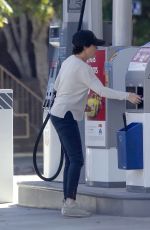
[{"x1": 51, "y1": 55, "x2": 129, "y2": 121}]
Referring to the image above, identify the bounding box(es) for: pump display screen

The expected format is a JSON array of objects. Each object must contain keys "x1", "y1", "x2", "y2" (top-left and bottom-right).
[{"x1": 126, "y1": 86, "x2": 136, "y2": 93}]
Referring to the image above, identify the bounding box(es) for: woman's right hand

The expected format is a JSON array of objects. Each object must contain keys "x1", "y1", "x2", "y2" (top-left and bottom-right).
[{"x1": 127, "y1": 93, "x2": 142, "y2": 104}]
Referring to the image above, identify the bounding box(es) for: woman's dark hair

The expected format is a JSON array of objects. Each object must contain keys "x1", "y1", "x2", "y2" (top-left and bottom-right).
[
  {"x1": 72, "y1": 44, "x2": 90, "y2": 54},
  {"x1": 72, "y1": 30, "x2": 105, "y2": 53},
  {"x1": 72, "y1": 46, "x2": 84, "y2": 54}
]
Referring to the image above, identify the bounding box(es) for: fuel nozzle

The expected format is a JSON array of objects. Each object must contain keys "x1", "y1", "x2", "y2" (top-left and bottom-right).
[{"x1": 43, "y1": 83, "x2": 56, "y2": 111}]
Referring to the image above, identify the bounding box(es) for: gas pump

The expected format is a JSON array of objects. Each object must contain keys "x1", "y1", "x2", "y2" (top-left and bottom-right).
[
  {"x1": 43, "y1": 0, "x2": 87, "y2": 182},
  {"x1": 119, "y1": 44, "x2": 150, "y2": 192},
  {"x1": 85, "y1": 46, "x2": 138, "y2": 187},
  {"x1": 42, "y1": 26, "x2": 63, "y2": 181}
]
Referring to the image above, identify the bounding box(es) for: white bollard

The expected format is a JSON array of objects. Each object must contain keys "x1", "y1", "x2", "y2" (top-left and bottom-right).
[{"x1": 0, "y1": 89, "x2": 13, "y2": 202}]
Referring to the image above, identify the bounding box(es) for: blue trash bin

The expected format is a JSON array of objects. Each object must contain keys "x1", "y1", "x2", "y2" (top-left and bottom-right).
[{"x1": 117, "y1": 122, "x2": 143, "y2": 170}]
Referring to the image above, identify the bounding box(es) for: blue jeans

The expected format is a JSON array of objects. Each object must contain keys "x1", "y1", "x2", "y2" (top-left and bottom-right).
[{"x1": 51, "y1": 111, "x2": 84, "y2": 200}]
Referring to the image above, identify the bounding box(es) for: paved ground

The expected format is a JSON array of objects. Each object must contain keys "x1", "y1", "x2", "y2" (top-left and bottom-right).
[
  {"x1": 0, "y1": 203, "x2": 150, "y2": 230},
  {"x1": 12, "y1": 154, "x2": 150, "y2": 229}
]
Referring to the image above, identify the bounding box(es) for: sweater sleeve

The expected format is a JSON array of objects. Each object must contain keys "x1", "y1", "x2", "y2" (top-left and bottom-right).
[{"x1": 80, "y1": 64, "x2": 129, "y2": 100}]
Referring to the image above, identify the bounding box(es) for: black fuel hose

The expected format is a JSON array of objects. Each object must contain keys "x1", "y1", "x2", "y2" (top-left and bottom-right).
[
  {"x1": 33, "y1": 0, "x2": 87, "y2": 181},
  {"x1": 77, "y1": 0, "x2": 86, "y2": 32}
]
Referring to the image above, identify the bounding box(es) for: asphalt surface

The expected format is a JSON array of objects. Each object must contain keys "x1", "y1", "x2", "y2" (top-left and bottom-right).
[{"x1": 0, "y1": 203, "x2": 150, "y2": 230}]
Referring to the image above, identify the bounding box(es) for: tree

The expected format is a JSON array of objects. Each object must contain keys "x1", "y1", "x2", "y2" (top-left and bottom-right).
[
  {"x1": 0, "y1": 0, "x2": 13, "y2": 27},
  {"x1": 133, "y1": 0, "x2": 150, "y2": 45},
  {"x1": 103, "y1": 0, "x2": 112, "y2": 21},
  {"x1": 1, "y1": 0, "x2": 62, "y2": 95}
]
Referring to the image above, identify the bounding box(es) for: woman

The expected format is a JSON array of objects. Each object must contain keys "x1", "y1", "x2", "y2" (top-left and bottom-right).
[{"x1": 50, "y1": 30, "x2": 141, "y2": 217}]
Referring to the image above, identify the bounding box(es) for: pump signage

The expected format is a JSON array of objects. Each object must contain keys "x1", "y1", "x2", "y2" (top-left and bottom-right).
[
  {"x1": 68, "y1": 0, "x2": 83, "y2": 12},
  {"x1": 128, "y1": 47, "x2": 150, "y2": 71},
  {"x1": 85, "y1": 49, "x2": 106, "y2": 147}
]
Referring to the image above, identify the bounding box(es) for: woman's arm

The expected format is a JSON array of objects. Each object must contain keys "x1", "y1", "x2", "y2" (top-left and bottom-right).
[{"x1": 81, "y1": 65, "x2": 141, "y2": 104}]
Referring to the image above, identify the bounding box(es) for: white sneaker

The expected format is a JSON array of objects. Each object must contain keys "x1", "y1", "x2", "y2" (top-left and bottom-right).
[{"x1": 61, "y1": 200, "x2": 91, "y2": 218}]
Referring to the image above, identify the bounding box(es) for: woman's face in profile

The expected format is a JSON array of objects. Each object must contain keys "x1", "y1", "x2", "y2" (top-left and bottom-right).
[{"x1": 84, "y1": 45, "x2": 97, "y2": 59}]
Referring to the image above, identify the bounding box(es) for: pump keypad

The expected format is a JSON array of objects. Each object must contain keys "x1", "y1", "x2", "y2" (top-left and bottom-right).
[
  {"x1": 126, "y1": 86, "x2": 136, "y2": 109},
  {"x1": 126, "y1": 86, "x2": 144, "y2": 110}
]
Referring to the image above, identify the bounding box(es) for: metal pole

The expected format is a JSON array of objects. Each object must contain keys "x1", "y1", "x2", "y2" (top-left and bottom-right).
[
  {"x1": 112, "y1": 0, "x2": 132, "y2": 46},
  {"x1": 83, "y1": 0, "x2": 103, "y2": 39}
]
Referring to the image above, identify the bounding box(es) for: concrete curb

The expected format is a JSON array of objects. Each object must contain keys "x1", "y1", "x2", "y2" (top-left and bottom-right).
[{"x1": 17, "y1": 181, "x2": 150, "y2": 217}]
